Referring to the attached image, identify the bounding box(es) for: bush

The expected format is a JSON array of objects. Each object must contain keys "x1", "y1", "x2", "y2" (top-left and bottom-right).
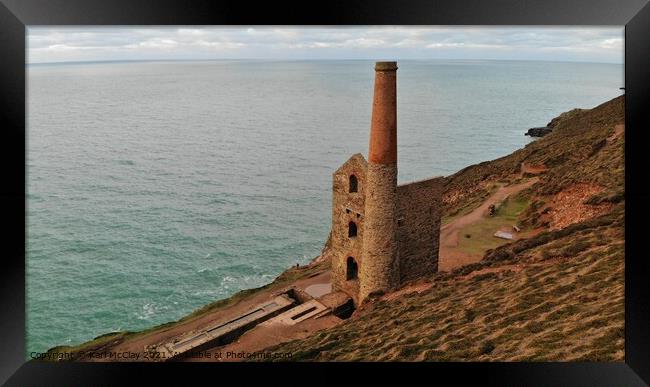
[
  {"x1": 484, "y1": 248, "x2": 515, "y2": 262},
  {"x1": 561, "y1": 240, "x2": 590, "y2": 257},
  {"x1": 541, "y1": 249, "x2": 555, "y2": 260},
  {"x1": 584, "y1": 191, "x2": 624, "y2": 205},
  {"x1": 479, "y1": 341, "x2": 496, "y2": 355},
  {"x1": 464, "y1": 309, "x2": 477, "y2": 322}
]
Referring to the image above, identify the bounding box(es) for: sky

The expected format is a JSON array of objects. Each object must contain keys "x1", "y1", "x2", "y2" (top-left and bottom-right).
[{"x1": 27, "y1": 27, "x2": 624, "y2": 64}]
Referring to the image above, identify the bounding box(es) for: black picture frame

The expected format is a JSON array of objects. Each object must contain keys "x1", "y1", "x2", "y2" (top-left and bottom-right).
[{"x1": 1, "y1": 0, "x2": 649, "y2": 385}]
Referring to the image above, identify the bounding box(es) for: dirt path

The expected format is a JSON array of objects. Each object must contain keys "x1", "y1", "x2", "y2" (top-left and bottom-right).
[
  {"x1": 607, "y1": 124, "x2": 624, "y2": 143},
  {"x1": 438, "y1": 178, "x2": 538, "y2": 272},
  {"x1": 521, "y1": 162, "x2": 548, "y2": 175}
]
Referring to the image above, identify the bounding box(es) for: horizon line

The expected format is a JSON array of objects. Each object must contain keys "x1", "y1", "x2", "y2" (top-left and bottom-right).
[{"x1": 27, "y1": 57, "x2": 623, "y2": 66}]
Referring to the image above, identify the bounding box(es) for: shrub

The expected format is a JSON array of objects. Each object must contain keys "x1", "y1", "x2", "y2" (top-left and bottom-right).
[
  {"x1": 464, "y1": 309, "x2": 477, "y2": 322},
  {"x1": 484, "y1": 248, "x2": 514, "y2": 262},
  {"x1": 561, "y1": 240, "x2": 590, "y2": 257},
  {"x1": 541, "y1": 249, "x2": 556, "y2": 260},
  {"x1": 479, "y1": 341, "x2": 496, "y2": 355}
]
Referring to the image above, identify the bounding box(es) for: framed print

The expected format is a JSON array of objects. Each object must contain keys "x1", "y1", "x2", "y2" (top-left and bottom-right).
[{"x1": 1, "y1": 0, "x2": 649, "y2": 385}]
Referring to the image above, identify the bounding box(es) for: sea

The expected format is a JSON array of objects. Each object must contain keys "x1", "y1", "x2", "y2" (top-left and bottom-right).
[{"x1": 26, "y1": 59, "x2": 623, "y2": 354}]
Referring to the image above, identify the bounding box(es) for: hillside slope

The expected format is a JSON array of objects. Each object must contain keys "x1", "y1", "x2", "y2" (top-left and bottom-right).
[{"x1": 262, "y1": 95, "x2": 625, "y2": 361}]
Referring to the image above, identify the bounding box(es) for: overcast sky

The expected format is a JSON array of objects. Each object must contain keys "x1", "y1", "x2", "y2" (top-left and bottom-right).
[{"x1": 27, "y1": 27, "x2": 624, "y2": 64}]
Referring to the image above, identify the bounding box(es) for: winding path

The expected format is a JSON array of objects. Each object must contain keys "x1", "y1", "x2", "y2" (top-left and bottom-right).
[{"x1": 438, "y1": 178, "x2": 538, "y2": 272}]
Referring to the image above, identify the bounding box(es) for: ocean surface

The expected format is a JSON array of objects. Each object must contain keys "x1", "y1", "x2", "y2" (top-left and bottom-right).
[{"x1": 26, "y1": 59, "x2": 623, "y2": 354}]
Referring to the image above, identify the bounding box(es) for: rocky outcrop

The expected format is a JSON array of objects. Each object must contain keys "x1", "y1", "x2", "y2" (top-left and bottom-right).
[
  {"x1": 546, "y1": 108, "x2": 586, "y2": 128},
  {"x1": 525, "y1": 127, "x2": 553, "y2": 137},
  {"x1": 525, "y1": 108, "x2": 588, "y2": 137}
]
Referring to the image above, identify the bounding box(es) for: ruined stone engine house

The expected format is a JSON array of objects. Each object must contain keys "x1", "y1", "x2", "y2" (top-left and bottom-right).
[{"x1": 328, "y1": 62, "x2": 444, "y2": 305}]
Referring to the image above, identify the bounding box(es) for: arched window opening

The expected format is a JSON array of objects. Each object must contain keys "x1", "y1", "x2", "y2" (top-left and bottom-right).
[
  {"x1": 346, "y1": 257, "x2": 358, "y2": 281},
  {"x1": 349, "y1": 175, "x2": 358, "y2": 193},
  {"x1": 348, "y1": 221, "x2": 357, "y2": 238}
]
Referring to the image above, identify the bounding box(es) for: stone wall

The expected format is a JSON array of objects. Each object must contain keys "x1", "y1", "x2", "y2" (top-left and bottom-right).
[
  {"x1": 328, "y1": 153, "x2": 444, "y2": 304},
  {"x1": 396, "y1": 177, "x2": 445, "y2": 283},
  {"x1": 359, "y1": 162, "x2": 399, "y2": 302},
  {"x1": 330, "y1": 154, "x2": 367, "y2": 305}
]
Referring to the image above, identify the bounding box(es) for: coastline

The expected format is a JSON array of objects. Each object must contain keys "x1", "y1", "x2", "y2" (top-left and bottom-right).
[{"x1": 37, "y1": 94, "x2": 625, "y2": 361}]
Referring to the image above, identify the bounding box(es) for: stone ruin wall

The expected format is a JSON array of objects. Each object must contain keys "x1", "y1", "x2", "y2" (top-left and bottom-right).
[
  {"x1": 329, "y1": 154, "x2": 366, "y2": 305},
  {"x1": 396, "y1": 176, "x2": 445, "y2": 283},
  {"x1": 327, "y1": 154, "x2": 444, "y2": 303}
]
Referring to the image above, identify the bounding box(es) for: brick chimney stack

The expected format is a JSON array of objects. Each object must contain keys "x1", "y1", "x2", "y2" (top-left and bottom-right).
[
  {"x1": 359, "y1": 61, "x2": 399, "y2": 303},
  {"x1": 368, "y1": 61, "x2": 398, "y2": 164}
]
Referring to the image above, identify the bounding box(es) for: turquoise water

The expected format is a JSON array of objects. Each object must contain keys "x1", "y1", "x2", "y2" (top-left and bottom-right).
[{"x1": 26, "y1": 59, "x2": 623, "y2": 354}]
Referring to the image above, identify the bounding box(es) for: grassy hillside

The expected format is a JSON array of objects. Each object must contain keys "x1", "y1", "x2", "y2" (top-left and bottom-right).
[
  {"x1": 261, "y1": 95, "x2": 625, "y2": 361},
  {"x1": 443, "y1": 96, "x2": 624, "y2": 219}
]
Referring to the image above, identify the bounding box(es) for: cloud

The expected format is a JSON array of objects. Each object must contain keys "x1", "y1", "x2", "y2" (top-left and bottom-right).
[
  {"x1": 26, "y1": 26, "x2": 623, "y2": 64},
  {"x1": 125, "y1": 38, "x2": 180, "y2": 49}
]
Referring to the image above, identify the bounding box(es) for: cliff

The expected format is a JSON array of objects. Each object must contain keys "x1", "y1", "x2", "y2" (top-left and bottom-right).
[
  {"x1": 44, "y1": 95, "x2": 625, "y2": 362},
  {"x1": 260, "y1": 95, "x2": 625, "y2": 361}
]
